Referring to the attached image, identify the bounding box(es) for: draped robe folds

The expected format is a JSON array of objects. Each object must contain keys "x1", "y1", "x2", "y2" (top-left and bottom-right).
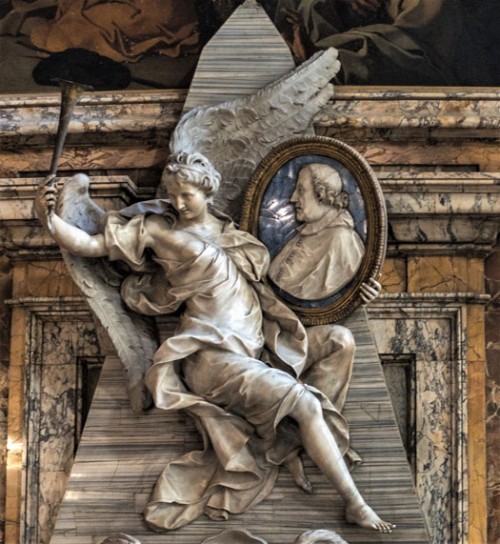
[
  {"x1": 268, "y1": 208, "x2": 364, "y2": 300},
  {"x1": 103, "y1": 200, "x2": 354, "y2": 531},
  {"x1": 28, "y1": 0, "x2": 200, "y2": 62},
  {"x1": 274, "y1": 0, "x2": 498, "y2": 86}
]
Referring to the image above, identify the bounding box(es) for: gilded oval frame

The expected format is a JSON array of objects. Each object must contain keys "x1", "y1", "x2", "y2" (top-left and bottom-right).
[{"x1": 240, "y1": 136, "x2": 387, "y2": 325}]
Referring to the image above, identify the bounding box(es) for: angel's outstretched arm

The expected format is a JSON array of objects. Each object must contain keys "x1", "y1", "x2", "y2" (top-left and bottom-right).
[{"x1": 36, "y1": 174, "x2": 108, "y2": 258}]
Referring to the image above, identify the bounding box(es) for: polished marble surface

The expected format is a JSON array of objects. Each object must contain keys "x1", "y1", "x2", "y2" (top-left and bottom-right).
[
  {"x1": 51, "y1": 309, "x2": 428, "y2": 544},
  {"x1": 368, "y1": 295, "x2": 474, "y2": 543},
  {"x1": 0, "y1": 45, "x2": 498, "y2": 542},
  {"x1": 0, "y1": 163, "x2": 497, "y2": 544},
  {"x1": 485, "y1": 247, "x2": 500, "y2": 543}
]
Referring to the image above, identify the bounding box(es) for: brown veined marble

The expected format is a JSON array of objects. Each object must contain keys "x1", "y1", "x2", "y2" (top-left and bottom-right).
[
  {"x1": 407, "y1": 256, "x2": 484, "y2": 294},
  {"x1": 466, "y1": 304, "x2": 487, "y2": 544},
  {"x1": 380, "y1": 258, "x2": 407, "y2": 293},
  {"x1": 12, "y1": 261, "x2": 79, "y2": 299}
]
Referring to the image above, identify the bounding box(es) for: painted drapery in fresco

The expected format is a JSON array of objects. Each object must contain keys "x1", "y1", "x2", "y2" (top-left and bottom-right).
[{"x1": 0, "y1": 1, "x2": 497, "y2": 92}]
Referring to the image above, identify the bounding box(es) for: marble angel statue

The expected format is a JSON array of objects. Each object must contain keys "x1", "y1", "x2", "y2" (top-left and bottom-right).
[{"x1": 35, "y1": 49, "x2": 393, "y2": 534}]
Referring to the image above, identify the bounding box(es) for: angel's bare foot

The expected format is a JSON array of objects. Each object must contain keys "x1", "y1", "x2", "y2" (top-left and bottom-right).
[
  {"x1": 345, "y1": 502, "x2": 396, "y2": 533},
  {"x1": 285, "y1": 455, "x2": 313, "y2": 494}
]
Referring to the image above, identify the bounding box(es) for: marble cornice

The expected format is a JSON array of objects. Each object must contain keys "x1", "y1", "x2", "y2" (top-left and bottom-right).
[
  {"x1": 375, "y1": 292, "x2": 491, "y2": 304},
  {"x1": 5, "y1": 296, "x2": 87, "y2": 309},
  {"x1": 0, "y1": 175, "x2": 145, "y2": 220},
  {"x1": 1, "y1": 172, "x2": 499, "y2": 260},
  {"x1": 386, "y1": 243, "x2": 495, "y2": 258},
  {"x1": 380, "y1": 172, "x2": 500, "y2": 254},
  {"x1": 0, "y1": 90, "x2": 184, "y2": 151},
  {"x1": 321, "y1": 88, "x2": 500, "y2": 132},
  {"x1": 0, "y1": 88, "x2": 498, "y2": 147}
]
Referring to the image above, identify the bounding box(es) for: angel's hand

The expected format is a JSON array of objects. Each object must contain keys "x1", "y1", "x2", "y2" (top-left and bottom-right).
[
  {"x1": 35, "y1": 174, "x2": 58, "y2": 235},
  {"x1": 360, "y1": 278, "x2": 382, "y2": 304}
]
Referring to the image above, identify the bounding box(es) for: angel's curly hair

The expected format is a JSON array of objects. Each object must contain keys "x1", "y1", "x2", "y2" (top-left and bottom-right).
[
  {"x1": 164, "y1": 152, "x2": 221, "y2": 197},
  {"x1": 301, "y1": 163, "x2": 349, "y2": 209}
]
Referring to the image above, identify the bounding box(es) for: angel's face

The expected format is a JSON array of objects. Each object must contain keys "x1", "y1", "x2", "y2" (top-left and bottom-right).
[{"x1": 166, "y1": 179, "x2": 208, "y2": 224}]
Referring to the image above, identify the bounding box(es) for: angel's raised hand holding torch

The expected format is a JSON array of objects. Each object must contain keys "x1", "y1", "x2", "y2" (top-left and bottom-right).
[{"x1": 35, "y1": 174, "x2": 58, "y2": 235}]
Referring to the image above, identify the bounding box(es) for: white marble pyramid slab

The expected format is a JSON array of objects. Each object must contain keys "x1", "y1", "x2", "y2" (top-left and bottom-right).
[{"x1": 51, "y1": 308, "x2": 428, "y2": 544}]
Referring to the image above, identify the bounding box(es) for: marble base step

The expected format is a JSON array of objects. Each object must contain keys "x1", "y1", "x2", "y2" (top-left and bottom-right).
[{"x1": 51, "y1": 308, "x2": 429, "y2": 544}]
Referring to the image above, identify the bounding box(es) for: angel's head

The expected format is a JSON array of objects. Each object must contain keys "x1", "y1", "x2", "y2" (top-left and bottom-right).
[
  {"x1": 163, "y1": 152, "x2": 221, "y2": 223},
  {"x1": 164, "y1": 152, "x2": 220, "y2": 198}
]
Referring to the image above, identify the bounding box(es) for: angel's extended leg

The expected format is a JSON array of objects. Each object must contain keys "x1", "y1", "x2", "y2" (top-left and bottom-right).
[{"x1": 289, "y1": 392, "x2": 395, "y2": 533}]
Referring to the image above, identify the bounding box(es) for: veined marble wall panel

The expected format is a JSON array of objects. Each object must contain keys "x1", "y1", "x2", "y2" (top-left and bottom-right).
[
  {"x1": 1, "y1": 89, "x2": 499, "y2": 181},
  {"x1": 367, "y1": 295, "x2": 474, "y2": 544},
  {"x1": 485, "y1": 245, "x2": 500, "y2": 543},
  {"x1": 344, "y1": 141, "x2": 498, "y2": 172},
  {"x1": 0, "y1": 92, "x2": 182, "y2": 180},
  {"x1": 8, "y1": 299, "x2": 100, "y2": 544},
  {"x1": 0, "y1": 255, "x2": 12, "y2": 542},
  {"x1": 0, "y1": 361, "x2": 7, "y2": 543},
  {"x1": 316, "y1": 89, "x2": 500, "y2": 172}
]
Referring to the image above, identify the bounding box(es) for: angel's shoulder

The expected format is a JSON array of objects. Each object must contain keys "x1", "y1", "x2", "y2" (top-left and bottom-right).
[
  {"x1": 145, "y1": 213, "x2": 171, "y2": 226},
  {"x1": 143, "y1": 214, "x2": 173, "y2": 237}
]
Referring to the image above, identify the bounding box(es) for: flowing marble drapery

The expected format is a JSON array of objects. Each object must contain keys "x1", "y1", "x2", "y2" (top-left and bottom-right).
[{"x1": 102, "y1": 201, "x2": 356, "y2": 530}]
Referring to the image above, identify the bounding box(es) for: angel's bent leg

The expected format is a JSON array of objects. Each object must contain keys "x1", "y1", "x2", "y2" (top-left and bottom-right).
[
  {"x1": 302, "y1": 324, "x2": 354, "y2": 410},
  {"x1": 289, "y1": 391, "x2": 395, "y2": 533}
]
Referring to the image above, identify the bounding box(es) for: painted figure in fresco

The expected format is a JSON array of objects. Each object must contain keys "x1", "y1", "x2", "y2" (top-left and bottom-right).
[
  {"x1": 35, "y1": 152, "x2": 394, "y2": 534},
  {"x1": 268, "y1": 163, "x2": 364, "y2": 300},
  {"x1": 273, "y1": 0, "x2": 498, "y2": 86},
  {"x1": 28, "y1": 0, "x2": 201, "y2": 62},
  {"x1": 1, "y1": 0, "x2": 497, "y2": 91}
]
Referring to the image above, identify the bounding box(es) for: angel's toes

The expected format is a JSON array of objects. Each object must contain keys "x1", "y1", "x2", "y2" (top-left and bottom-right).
[
  {"x1": 345, "y1": 502, "x2": 395, "y2": 533},
  {"x1": 376, "y1": 522, "x2": 396, "y2": 534},
  {"x1": 285, "y1": 455, "x2": 313, "y2": 494},
  {"x1": 297, "y1": 475, "x2": 313, "y2": 494}
]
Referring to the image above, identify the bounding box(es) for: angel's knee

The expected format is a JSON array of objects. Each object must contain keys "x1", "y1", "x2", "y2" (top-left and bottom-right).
[
  {"x1": 330, "y1": 326, "x2": 355, "y2": 356},
  {"x1": 290, "y1": 390, "x2": 322, "y2": 425}
]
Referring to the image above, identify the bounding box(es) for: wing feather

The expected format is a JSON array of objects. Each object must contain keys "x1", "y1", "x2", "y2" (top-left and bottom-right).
[
  {"x1": 170, "y1": 49, "x2": 341, "y2": 219},
  {"x1": 57, "y1": 174, "x2": 157, "y2": 413}
]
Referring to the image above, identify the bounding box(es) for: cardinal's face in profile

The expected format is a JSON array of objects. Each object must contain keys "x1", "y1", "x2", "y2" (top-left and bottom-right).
[{"x1": 290, "y1": 168, "x2": 330, "y2": 223}]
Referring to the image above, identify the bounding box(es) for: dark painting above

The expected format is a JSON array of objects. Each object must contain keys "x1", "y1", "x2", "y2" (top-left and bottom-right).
[
  {"x1": 0, "y1": 0, "x2": 498, "y2": 94},
  {"x1": 241, "y1": 136, "x2": 387, "y2": 325}
]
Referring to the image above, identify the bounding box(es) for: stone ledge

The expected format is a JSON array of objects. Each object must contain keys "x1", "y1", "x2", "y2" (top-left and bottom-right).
[
  {"x1": 0, "y1": 176, "x2": 143, "y2": 221},
  {"x1": 0, "y1": 176, "x2": 146, "y2": 259},
  {"x1": 375, "y1": 292, "x2": 491, "y2": 304},
  {"x1": 1, "y1": 172, "x2": 499, "y2": 258},
  {"x1": 380, "y1": 172, "x2": 500, "y2": 248},
  {"x1": 0, "y1": 89, "x2": 498, "y2": 142}
]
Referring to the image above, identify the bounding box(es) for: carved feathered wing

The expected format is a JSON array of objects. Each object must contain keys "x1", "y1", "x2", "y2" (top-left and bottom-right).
[
  {"x1": 56, "y1": 174, "x2": 158, "y2": 413},
  {"x1": 169, "y1": 48, "x2": 341, "y2": 220}
]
